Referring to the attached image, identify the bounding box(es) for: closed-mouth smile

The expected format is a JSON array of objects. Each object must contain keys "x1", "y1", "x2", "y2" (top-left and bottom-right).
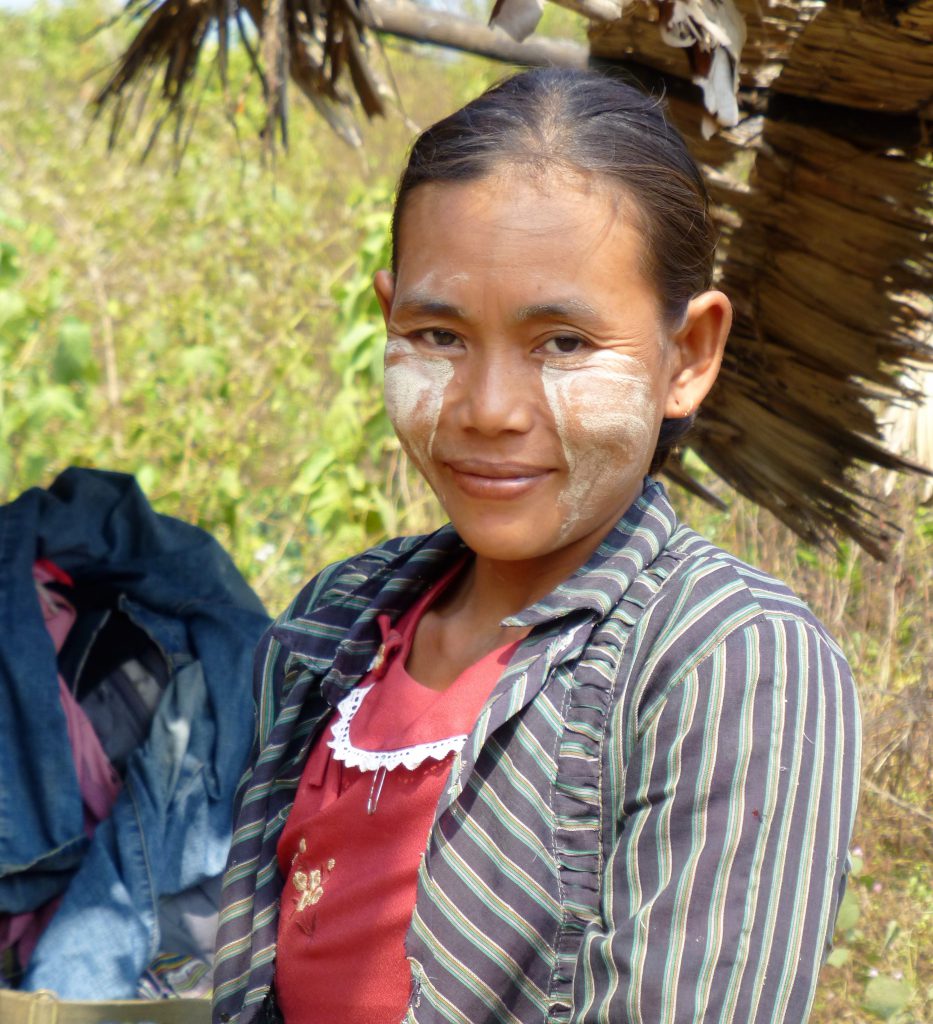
[{"x1": 444, "y1": 459, "x2": 553, "y2": 499}]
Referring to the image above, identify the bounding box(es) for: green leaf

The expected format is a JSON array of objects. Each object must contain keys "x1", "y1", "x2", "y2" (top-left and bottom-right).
[
  {"x1": 825, "y1": 946, "x2": 851, "y2": 968},
  {"x1": 136, "y1": 464, "x2": 159, "y2": 495},
  {"x1": 218, "y1": 465, "x2": 243, "y2": 500},
  {"x1": 0, "y1": 211, "x2": 27, "y2": 234},
  {"x1": 23, "y1": 384, "x2": 82, "y2": 423},
  {"x1": 835, "y1": 888, "x2": 860, "y2": 932},
  {"x1": 179, "y1": 344, "x2": 226, "y2": 380},
  {"x1": 341, "y1": 464, "x2": 364, "y2": 491},
  {"x1": 23, "y1": 451, "x2": 49, "y2": 484},
  {"x1": 795, "y1": 545, "x2": 818, "y2": 568},
  {"x1": 0, "y1": 243, "x2": 21, "y2": 287},
  {"x1": 0, "y1": 288, "x2": 28, "y2": 333},
  {"x1": 862, "y1": 975, "x2": 911, "y2": 1020},
  {"x1": 292, "y1": 450, "x2": 336, "y2": 496},
  {"x1": 53, "y1": 317, "x2": 97, "y2": 384},
  {"x1": 29, "y1": 225, "x2": 57, "y2": 255}
]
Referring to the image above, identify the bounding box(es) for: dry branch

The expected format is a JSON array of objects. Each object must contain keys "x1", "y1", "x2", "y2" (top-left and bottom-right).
[
  {"x1": 863, "y1": 779, "x2": 933, "y2": 829},
  {"x1": 362, "y1": 0, "x2": 587, "y2": 67}
]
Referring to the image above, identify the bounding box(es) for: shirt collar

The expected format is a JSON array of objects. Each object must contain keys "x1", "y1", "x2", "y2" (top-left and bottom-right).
[
  {"x1": 500, "y1": 477, "x2": 678, "y2": 627},
  {"x1": 274, "y1": 478, "x2": 678, "y2": 666},
  {"x1": 271, "y1": 527, "x2": 467, "y2": 668}
]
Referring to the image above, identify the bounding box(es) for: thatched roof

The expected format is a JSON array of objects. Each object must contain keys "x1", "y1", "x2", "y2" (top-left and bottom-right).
[
  {"x1": 588, "y1": 0, "x2": 933, "y2": 555},
  {"x1": 97, "y1": 0, "x2": 933, "y2": 556}
]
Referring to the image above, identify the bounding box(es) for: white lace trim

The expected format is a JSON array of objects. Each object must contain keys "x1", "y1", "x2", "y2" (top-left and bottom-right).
[{"x1": 327, "y1": 684, "x2": 467, "y2": 772}]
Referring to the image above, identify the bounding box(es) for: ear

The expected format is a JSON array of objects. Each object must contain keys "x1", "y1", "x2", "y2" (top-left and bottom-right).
[
  {"x1": 663, "y1": 290, "x2": 732, "y2": 419},
  {"x1": 373, "y1": 269, "x2": 396, "y2": 327}
]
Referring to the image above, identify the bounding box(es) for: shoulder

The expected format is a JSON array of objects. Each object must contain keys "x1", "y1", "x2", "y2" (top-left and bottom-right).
[
  {"x1": 611, "y1": 526, "x2": 860, "y2": 771},
  {"x1": 627, "y1": 524, "x2": 853, "y2": 698},
  {"x1": 254, "y1": 527, "x2": 462, "y2": 686},
  {"x1": 277, "y1": 533, "x2": 430, "y2": 626}
]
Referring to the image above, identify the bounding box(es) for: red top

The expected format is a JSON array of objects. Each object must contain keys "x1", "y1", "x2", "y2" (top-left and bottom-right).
[{"x1": 275, "y1": 568, "x2": 523, "y2": 1024}]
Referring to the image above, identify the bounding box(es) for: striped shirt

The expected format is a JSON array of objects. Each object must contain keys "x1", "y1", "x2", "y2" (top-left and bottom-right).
[{"x1": 213, "y1": 480, "x2": 860, "y2": 1024}]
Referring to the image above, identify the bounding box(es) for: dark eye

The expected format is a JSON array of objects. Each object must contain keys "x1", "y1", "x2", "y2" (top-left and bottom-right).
[
  {"x1": 420, "y1": 329, "x2": 461, "y2": 348},
  {"x1": 540, "y1": 335, "x2": 588, "y2": 355}
]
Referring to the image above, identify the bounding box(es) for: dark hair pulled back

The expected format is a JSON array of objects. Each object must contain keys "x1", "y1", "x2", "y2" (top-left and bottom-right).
[{"x1": 391, "y1": 67, "x2": 719, "y2": 473}]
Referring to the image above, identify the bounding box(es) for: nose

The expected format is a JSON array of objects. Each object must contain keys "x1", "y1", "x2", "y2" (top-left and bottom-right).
[{"x1": 447, "y1": 349, "x2": 535, "y2": 437}]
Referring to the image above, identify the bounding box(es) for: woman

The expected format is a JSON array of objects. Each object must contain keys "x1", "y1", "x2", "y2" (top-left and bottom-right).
[{"x1": 213, "y1": 68, "x2": 860, "y2": 1024}]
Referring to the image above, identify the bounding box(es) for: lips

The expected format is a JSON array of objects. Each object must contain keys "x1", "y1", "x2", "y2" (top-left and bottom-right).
[{"x1": 443, "y1": 458, "x2": 553, "y2": 500}]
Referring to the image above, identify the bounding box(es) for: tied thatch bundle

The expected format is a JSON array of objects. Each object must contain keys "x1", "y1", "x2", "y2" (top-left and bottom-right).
[{"x1": 96, "y1": 0, "x2": 933, "y2": 556}]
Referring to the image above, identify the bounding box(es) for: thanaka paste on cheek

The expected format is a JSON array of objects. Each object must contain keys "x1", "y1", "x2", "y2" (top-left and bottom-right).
[
  {"x1": 541, "y1": 351, "x2": 657, "y2": 540},
  {"x1": 383, "y1": 336, "x2": 454, "y2": 479}
]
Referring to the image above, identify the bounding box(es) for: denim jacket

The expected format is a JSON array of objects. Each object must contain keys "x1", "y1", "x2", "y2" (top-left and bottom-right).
[{"x1": 0, "y1": 468, "x2": 270, "y2": 996}]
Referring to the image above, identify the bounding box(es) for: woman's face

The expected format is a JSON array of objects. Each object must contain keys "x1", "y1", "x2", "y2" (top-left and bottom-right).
[{"x1": 375, "y1": 169, "x2": 706, "y2": 572}]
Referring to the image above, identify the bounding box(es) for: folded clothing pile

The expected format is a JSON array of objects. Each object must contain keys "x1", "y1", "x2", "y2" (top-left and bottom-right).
[{"x1": 0, "y1": 468, "x2": 271, "y2": 998}]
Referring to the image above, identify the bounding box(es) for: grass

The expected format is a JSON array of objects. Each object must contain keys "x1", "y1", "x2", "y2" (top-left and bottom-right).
[{"x1": 1, "y1": 2, "x2": 930, "y2": 1019}]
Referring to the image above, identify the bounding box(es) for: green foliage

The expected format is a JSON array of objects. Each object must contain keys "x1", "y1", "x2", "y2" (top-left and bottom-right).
[
  {"x1": 0, "y1": 224, "x2": 97, "y2": 490},
  {"x1": 824, "y1": 856, "x2": 920, "y2": 1020},
  {"x1": 294, "y1": 188, "x2": 395, "y2": 541},
  {"x1": 863, "y1": 975, "x2": 913, "y2": 1020},
  {"x1": 291, "y1": 183, "x2": 441, "y2": 552},
  {"x1": 0, "y1": 0, "x2": 492, "y2": 609}
]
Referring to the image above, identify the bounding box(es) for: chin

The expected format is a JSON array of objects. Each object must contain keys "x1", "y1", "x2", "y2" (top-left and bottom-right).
[{"x1": 448, "y1": 516, "x2": 563, "y2": 564}]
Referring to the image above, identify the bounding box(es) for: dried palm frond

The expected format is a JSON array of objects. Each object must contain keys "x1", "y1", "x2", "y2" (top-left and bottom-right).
[
  {"x1": 495, "y1": 0, "x2": 747, "y2": 131},
  {"x1": 489, "y1": 0, "x2": 547, "y2": 42},
  {"x1": 883, "y1": 357, "x2": 933, "y2": 505},
  {"x1": 94, "y1": 0, "x2": 388, "y2": 153}
]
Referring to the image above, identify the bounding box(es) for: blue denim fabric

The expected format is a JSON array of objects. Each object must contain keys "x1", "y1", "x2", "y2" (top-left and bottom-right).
[{"x1": 0, "y1": 468, "x2": 270, "y2": 996}]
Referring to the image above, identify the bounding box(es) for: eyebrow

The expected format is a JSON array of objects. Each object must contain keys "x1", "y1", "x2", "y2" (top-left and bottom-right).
[
  {"x1": 513, "y1": 299, "x2": 602, "y2": 324},
  {"x1": 391, "y1": 292, "x2": 467, "y2": 321},
  {"x1": 391, "y1": 293, "x2": 603, "y2": 326}
]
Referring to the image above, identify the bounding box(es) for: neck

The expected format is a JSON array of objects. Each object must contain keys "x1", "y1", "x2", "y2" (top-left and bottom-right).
[{"x1": 447, "y1": 526, "x2": 611, "y2": 629}]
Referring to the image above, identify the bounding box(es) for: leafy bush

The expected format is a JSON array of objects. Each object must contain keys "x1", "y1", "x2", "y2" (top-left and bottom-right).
[
  {"x1": 0, "y1": 223, "x2": 97, "y2": 490},
  {"x1": 291, "y1": 184, "x2": 440, "y2": 553}
]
